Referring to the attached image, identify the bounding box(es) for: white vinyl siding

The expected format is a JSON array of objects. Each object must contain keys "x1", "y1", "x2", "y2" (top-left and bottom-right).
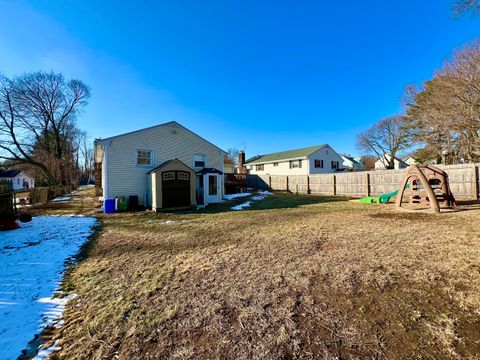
[
  {"x1": 101, "y1": 122, "x2": 224, "y2": 204},
  {"x1": 247, "y1": 145, "x2": 344, "y2": 175}
]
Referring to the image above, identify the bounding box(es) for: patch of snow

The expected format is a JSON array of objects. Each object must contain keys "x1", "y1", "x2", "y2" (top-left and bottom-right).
[
  {"x1": 224, "y1": 193, "x2": 251, "y2": 200},
  {"x1": 258, "y1": 190, "x2": 273, "y2": 195},
  {"x1": 50, "y1": 197, "x2": 73, "y2": 203},
  {"x1": 0, "y1": 216, "x2": 97, "y2": 360},
  {"x1": 231, "y1": 201, "x2": 251, "y2": 210},
  {"x1": 251, "y1": 195, "x2": 265, "y2": 201},
  {"x1": 33, "y1": 340, "x2": 60, "y2": 360}
]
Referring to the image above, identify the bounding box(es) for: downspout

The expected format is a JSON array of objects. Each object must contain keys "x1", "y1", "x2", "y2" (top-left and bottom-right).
[{"x1": 102, "y1": 142, "x2": 110, "y2": 199}]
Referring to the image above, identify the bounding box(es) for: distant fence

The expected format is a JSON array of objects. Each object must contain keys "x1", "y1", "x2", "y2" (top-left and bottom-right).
[
  {"x1": 247, "y1": 163, "x2": 480, "y2": 200},
  {"x1": 10, "y1": 185, "x2": 72, "y2": 208}
]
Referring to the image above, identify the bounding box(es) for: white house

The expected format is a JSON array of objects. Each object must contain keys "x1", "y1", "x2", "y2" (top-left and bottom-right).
[
  {"x1": 341, "y1": 155, "x2": 365, "y2": 171},
  {"x1": 0, "y1": 170, "x2": 35, "y2": 191},
  {"x1": 403, "y1": 156, "x2": 418, "y2": 166},
  {"x1": 245, "y1": 144, "x2": 344, "y2": 175},
  {"x1": 375, "y1": 154, "x2": 408, "y2": 170},
  {"x1": 94, "y1": 121, "x2": 226, "y2": 210}
]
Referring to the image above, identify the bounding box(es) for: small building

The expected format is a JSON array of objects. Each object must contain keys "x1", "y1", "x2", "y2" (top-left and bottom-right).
[
  {"x1": 245, "y1": 144, "x2": 344, "y2": 175},
  {"x1": 341, "y1": 155, "x2": 365, "y2": 171},
  {"x1": 375, "y1": 154, "x2": 408, "y2": 170},
  {"x1": 0, "y1": 170, "x2": 35, "y2": 191},
  {"x1": 94, "y1": 121, "x2": 226, "y2": 210}
]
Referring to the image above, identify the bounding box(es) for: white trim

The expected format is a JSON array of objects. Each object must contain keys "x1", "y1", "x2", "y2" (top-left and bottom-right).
[{"x1": 135, "y1": 149, "x2": 154, "y2": 167}]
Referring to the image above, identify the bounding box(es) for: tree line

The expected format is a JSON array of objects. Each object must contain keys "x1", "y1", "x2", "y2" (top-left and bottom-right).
[
  {"x1": 0, "y1": 72, "x2": 93, "y2": 187},
  {"x1": 357, "y1": 39, "x2": 480, "y2": 168}
]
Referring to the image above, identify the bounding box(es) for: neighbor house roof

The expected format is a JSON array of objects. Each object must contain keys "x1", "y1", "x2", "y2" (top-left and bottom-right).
[
  {"x1": 0, "y1": 170, "x2": 22, "y2": 178},
  {"x1": 341, "y1": 155, "x2": 360, "y2": 165},
  {"x1": 245, "y1": 144, "x2": 327, "y2": 165}
]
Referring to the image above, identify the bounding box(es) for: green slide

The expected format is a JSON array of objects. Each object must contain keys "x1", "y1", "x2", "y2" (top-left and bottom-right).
[{"x1": 358, "y1": 185, "x2": 409, "y2": 204}]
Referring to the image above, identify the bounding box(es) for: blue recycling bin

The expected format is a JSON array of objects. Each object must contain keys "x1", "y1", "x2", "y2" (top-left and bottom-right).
[{"x1": 104, "y1": 198, "x2": 116, "y2": 213}]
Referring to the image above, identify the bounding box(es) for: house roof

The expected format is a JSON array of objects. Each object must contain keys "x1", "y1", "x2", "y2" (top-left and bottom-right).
[
  {"x1": 245, "y1": 144, "x2": 327, "y2": 165},
  {"x1": 95, "y1": 121, "x2": 226, "y2": 154},
  {"x1": 341, "y1": 155, "x2": 360, "y2": 165},
  {"x1": 0, "y1": 170, "x2": 22, "y2": 178}
]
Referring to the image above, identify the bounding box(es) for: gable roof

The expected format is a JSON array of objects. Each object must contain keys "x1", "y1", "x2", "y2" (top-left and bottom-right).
[
  {"x1": 245, "y1": 144, "x2": 327, "y2": 165},
  {"x1": 147, "y1": 158, "x2": 194, "y2": 174},
  {"x1": 95, "y1": 121, "x2": 226, "y2": 154},
  {"x1": 341, "y1": 155, "x2": 360, "y2": 165},
  {"x1": 0, "y1": 169, "x2": 22, "y2": 178}
]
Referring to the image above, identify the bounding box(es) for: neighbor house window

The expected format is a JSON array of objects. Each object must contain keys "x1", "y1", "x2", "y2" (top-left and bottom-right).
[
  {"x1": 273, "y1": 162, "x2": 278, "y2": 167},
  {"x1": 331, "y1": 161, "x2": 339, "y2": 169},
  {"x1": 193, "y1": 154, "x2": 206, "y2": 168},
  {"x1": 289, "y1": 160, "x2": 302, "y2": 169},
  {"x1": 137, "y1": 150, "x2": 152, "y2": 166},
  {"x1": 255, "y1": 164, "x2": 264, "y2": 171},
  {"x1": 314, "y1": 159, "x2": 324, "y2": 168}
]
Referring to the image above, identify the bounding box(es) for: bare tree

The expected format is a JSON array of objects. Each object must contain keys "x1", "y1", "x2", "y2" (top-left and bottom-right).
[
  {"x1": 227, "y1": 148, "x2": 240, "y2": 165},
  {"x1": 404, "y1": 40, "x2": 480, "y2": 163},
  {"x1": 0, "y1": 72, "x2": 90, "y2": 185},
  {"x1": 360, "y1": 155, "x2": 376, "y2": 170},
  {"x1": 357, "y1": 116, "x2": 413, "y2": 169},
  {"x1": 453, "y1": 0, "x2": 480, "y2": 16}
]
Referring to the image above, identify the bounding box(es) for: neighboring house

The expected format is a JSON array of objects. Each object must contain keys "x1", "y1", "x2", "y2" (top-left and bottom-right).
[
  {"x1": 403, "y1": 156, "x2": 418, "y2": 166},
  {"x1": 0, "y1": 170, "x2": 35, "y2": 191},
  {"x1": 341, "y1": 155, "x2": 365, "y2": 171},
  {"x1": 94, "y1": 121, "x2": 226, "y2": 211},
  {"x1": 375, "y1": 154, "x2": 408, "y2": 170},
  {"x1": 245, "y1": 144, "x2": 344, "y2": 175}
]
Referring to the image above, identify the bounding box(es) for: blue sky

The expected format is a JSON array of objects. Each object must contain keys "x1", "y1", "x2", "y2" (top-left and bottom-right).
[{"x1": 0, "y1": 1, "x2": 478, "y2": 157}]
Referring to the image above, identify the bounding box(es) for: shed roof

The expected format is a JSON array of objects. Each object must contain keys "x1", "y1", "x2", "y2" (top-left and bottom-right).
[
  {"x1": 0, "y1": 170, "x2": 22, "y2": 178},
  {"x1": 147, "y1": 159, "x2": 194, "y2": 174},
  {"x1": 244, "y1": 144, "x2": 327, "y2": 165}
]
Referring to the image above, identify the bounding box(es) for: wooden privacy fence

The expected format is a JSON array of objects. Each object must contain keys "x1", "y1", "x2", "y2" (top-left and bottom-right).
[
  {"x1": 11, "y1": 185, "x2": 71, "y2": 208},
  {"x1": 247, "y1": 163, "x2": 480, "y2": 200}
]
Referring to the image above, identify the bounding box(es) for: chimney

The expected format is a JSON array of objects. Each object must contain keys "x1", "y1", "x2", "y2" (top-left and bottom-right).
[{"x1": 238, "y1": 151, "x2": 245, "y2": 168}]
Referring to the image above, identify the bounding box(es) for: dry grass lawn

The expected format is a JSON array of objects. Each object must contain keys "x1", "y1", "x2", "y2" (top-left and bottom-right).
[{"x1": 35, "y1": 190, "x2": 480, "y2": 359}]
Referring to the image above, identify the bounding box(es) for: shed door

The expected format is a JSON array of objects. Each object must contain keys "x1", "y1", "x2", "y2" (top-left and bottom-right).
[{"x1": 162, "y1": 171, "x2": 191, "y2": 208}]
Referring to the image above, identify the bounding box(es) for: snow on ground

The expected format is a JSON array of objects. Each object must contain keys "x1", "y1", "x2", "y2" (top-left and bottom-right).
[
  {"x1": 50, "y1": 197, "x2": 73, "y2": 203},
  {"x1": 230, "y1": 190, "x2": 273, "y2": 211},
  {"x1": 0, "y1": 216, "x2": 97, "y2": 360},
  {"x1": 231, "y1": 201, "x2": 252, "y2": 210},
  {"x1": 223, "y1": 192, "x2": 251, "y2": 200}
]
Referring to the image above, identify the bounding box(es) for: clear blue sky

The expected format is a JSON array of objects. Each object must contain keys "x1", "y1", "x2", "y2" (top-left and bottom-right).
[{"x1": 0, "y1": 0, "x2": 478, "y2": 157}]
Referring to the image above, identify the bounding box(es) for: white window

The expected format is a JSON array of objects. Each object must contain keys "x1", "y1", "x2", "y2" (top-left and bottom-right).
[
  {"x1": 136, "y1": 150, "x2": 153, "y2": 166},
  {"x1": 273, "y1": 162, "x2": 278, "y2": 167},
  {"x1": 162, "y1": 172, "x2": 175, "y2": 180},
  {"x1": 314, "y1": 159, "x2": 324, "y2": 168},
  {"x1": 255, "y1": 164, "x2": 264, "y2": 171},
  {"x1": 193, "y1": 154, "x2": 206, "y2": 168},
  {"x1": 178, "y1": 172, "x2": 189, "y2": 181},
  {"x1": 331, "y1": 161, "x2": 339, "y2": 169},
  {"x1": 289, "y1": 160, "x2": 302, "y2": 169}
]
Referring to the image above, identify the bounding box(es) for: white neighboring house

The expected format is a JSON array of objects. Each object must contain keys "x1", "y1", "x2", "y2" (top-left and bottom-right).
[
  {"x1": 245, "y1": 144, "x2": 344, "y2": 175},
  {"x1": 403, "y1": 156, "x2": 418, "y2": 166},
  {"x1": 94, "y1": 121, "x2": 226, "y2": 210},
  {"x1": 341, "y1": 155, "x2": 365, "y2": 171},
  {"x1": 0, "y1": 170, "x2": 35, "y2": 191},
  {"x1": 375, "y1": 154, "x2": 408, "y2": 170}
]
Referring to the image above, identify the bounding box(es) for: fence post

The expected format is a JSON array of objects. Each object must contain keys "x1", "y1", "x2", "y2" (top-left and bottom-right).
[
  {"x1": 286, "y1": 176, "x2": 289, "y2": 192},
  {"x1": 473, "y1": 164, "x2": 479, "y2": 200},
  {"x1": 268, "y1": 176, "x2": 272, "y2": 191},
  {"x1": 365, "y1": 172, "x2": 370, "y2": 196},
  {"x1": 332, "y1": 174, "x2": 336, "y2": 195},
  {"x1": 307, "y1": 176, "x2": 310, "y2": 194}
]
